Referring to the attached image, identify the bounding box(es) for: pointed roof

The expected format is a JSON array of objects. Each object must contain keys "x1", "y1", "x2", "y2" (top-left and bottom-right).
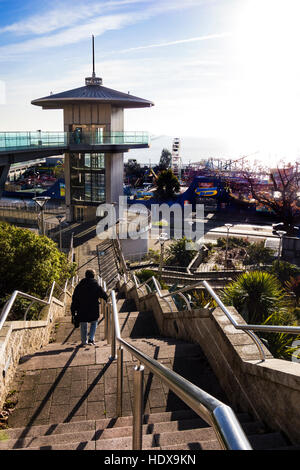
[
  {"x1": 31, "y1": 84, "x2": 154, "y2": 109},
  {"x1": 32, "y1": 37, "x2": 154, "y2": 109}
]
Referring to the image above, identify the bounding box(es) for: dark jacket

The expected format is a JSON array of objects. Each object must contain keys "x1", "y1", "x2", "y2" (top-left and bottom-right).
[{"x1": 71, "y1": 278, "x2": 108, "y2": 322}]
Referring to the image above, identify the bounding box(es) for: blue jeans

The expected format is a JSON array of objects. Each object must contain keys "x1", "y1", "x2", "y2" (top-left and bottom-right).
[{"x1": 80, "y1": 321, "x2": 98, "y2": 344}]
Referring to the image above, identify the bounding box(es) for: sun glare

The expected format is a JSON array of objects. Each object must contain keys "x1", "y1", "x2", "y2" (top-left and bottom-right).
[{"x1": 229, "y1": 0, "x2": 300, "y2": 159}]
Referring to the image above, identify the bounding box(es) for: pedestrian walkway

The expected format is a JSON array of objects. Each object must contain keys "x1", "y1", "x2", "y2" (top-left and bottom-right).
[{"x1": 0, "y1": 237, "x2": 297, "y2": 450}]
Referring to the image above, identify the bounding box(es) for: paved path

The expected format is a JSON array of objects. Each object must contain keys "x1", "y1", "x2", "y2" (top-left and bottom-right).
[{"x1": 7, "y1": 317, "x2": 225, "y2": 429}]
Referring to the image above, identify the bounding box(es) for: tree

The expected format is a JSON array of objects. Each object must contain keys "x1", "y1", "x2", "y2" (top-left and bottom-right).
[
  {"x1": 0, "y1": 222, "x2": 75, "y2": 303},
  {"x1": 156, "y1": 169, "x2": 180, "y2": 200},
  {"x1": 124, "y1": 159, "x2": 144, "y2": 183},
  {"x1": 158, "y1": 148, "x2": 172, "y2": 171},
  {"x1": 242, "y1": 163, "x2": 300, "y2": 232}
]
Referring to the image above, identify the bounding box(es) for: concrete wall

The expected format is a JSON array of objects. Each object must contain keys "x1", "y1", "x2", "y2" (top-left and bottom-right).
[
  {"x1": 63, "y1": 104, "x2": 112, "y2": 131},
  {"x1": 0, "y1": 209, "x2": 37, "y2": 227},
  {"x1": 63, "y1": 103, "x2": 123, "y2": 222},
  {"x1": 0, "y1": 292, "x2": 69, "y2": 409},
  {"x1": 111, "y1": 107, "x2": 124, "y2": 132},
  {"x1": 118, "y1": 277, "x2": 300, "y2": 445},
  {"x1": 105, "y1": 153, "x2": 124, "y2": 206}
]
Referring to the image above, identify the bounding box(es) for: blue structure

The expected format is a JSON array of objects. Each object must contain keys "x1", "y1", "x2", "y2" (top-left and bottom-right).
[
  {"x1": 176, "y1": 176, "x2": 229, "y2": 209},
  {"x1": 3, "y1": 178, "x2": 65, "y2": 201}
]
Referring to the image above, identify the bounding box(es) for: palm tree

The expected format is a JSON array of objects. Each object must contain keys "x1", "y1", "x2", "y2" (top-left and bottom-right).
[
  {"x1": 221, "y1": 271, "x2": 289, "y2": 324},
  {"x1": 166, "y1": 237, "x2": 197, "y2": 267}
]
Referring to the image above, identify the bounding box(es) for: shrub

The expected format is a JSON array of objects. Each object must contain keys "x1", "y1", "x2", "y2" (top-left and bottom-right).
[
  {"x1": 166, "y1": 237, "x2": 198, "y2": 267},
  {"x1": 216, "y1": 236, "x2": 250, "y2": 250},
  {"x1": 135, "y1": 269, "x2": 168, "y2": 290},
  {"x1": 244, "y1": 241, "x2": 275, "y2": 266},
  {"x1": 142, "y1": 249, "x2": 160, "y2": 263},
  {"x1": 0, "y1": 222, "x2": 76, "y2": 311},
  {"x1": 222, "y1": 271, "x2": 289, "y2": 323},
  {"x1": 260, "y1": 310, "x2": 300, "y2": 360},
  {"x1": 266, "y1": 260, "x2": 300, "y2": 286}
]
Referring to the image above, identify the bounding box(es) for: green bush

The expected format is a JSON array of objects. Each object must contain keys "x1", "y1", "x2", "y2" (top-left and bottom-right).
[
  {"x1": 222, "y1": 271, "x2": 289, "y2": 324},
  {"x1": 135, "y1": 269, "x2": 168, "y2": 290},
  {"x1": 0, "y1": 222, "x2": 76, "y2": 315},
  {"x1": 216, "y1": 236, "x2": 250, "y2": 250},
  {"x1": 222, "y1": 270, "x2": 299, "y2": 360},
  {"x1": 260, "y1": 310, "x2": 300, "y2": 360},
  {"x1": 244, "y1": 241, "x2": 275, "y2": 266},
  {"x1": 166, "y1": 237, "x2": 198, "y2": 267},
  {"x1": 266, "y1": 260, "x2": 300, "y2": 285},
  {"x1": 142, "y1": 249, "x2": 161, "y2": 263}
]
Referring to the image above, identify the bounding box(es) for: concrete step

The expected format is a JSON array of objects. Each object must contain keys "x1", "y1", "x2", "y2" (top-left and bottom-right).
[
  {"x1": 0, "y1": 409, "x2": 256, "y2": 443},
  {"x1": 0, "y1": 406, "x2": 273, "y2": 451},
  {"x1": 160, "y1": 441, "x2": 221, "y2": 450},
  {"x1": 248, "y1": 432, "x2": 289, "y2": 450}
]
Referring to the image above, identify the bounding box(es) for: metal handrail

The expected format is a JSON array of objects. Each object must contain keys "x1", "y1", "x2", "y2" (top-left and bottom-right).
[
  {"x1": 148, "y1": 276, "x2": 300, "y2": 362},
  {"x1": 202, "y1": 280, "x2": 300, "y2": 360},
  {"x1": 105, "y1": 287, "x2": 252, "y2": 450},
  {"x1": 0, "y1": 275, "x2": 78, "y2": 330},
  {"x1": 132, "y1": 274, "x2": 153, "y2": 295}
]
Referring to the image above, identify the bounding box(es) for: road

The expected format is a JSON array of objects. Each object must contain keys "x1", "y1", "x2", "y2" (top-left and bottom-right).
[{"x1": 149, "y1": 212, "x2": 276, "y2": 241}]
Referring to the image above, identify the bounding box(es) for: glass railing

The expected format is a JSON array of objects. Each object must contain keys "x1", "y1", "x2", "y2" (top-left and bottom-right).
[
  {"x1": 69, "y1": 131, "x2": 150, "y2": 146},
  {"x1": 0, "y1": 131, "x2": 150, "y2": 151},
  {"x1": 0, "y1": 132, "x2": 68, "y2": 151}
]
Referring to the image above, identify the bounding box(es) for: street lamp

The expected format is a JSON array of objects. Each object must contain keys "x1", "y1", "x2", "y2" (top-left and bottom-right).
[
  {"x1": 158, "y1": 232, "x2": 169, "y2": 277},
  {"x1": 33, "y1": 196, "x2": 50, "y2": 236},
  {"x1": 55, "y1": 214, "x2": 64, "y2": 250},
  {"x1": 224, "y1": 223, "x2": 233, "y2": 269},
  {"x1": 276, "y1": 230, "x2": 287, "y2": 262}
]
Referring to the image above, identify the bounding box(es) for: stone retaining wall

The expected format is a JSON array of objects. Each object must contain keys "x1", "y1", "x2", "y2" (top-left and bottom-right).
[
  {"x1": 118, "y1": 278, "x2": 300, "y2": 445},
  {"x1": 0, "y1": 293, "x2": 68, "y2": 409}
]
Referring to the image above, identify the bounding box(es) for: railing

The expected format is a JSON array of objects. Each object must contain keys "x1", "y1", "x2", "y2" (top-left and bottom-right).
[
  {"x1": 101, "y1": 282, "x2": 252, "y2": 450},
  {"x1": 0, "y1": 275, "x2": 78, "y2": 332},
  {"x1": 96, "y1": 238, "x2": 300, "y2": 449},
  {"x1": 69, "y1": 131, "x2": 150, "y2": 146},
  {"x1": 144, "y1": 276, "x2": 300, "y2": 362},
  {"x1": 202, "y1": 280, "x2": 300, "y2": 362},
  {"x1": 111, "y1": 237, "x2": 300, "y2": 363},
  {"x1": 0, "y1": 132, "x2": 68, "y2": 151},
  {"x1": 0, "y1": 131, "x2": 150, "y2": 152}
]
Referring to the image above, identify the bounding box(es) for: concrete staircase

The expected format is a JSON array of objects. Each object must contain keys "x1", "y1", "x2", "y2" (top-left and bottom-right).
[
  {"x1": 0, "y1": 292, "x2": 297, "y2": 450},
  {"x1": 0, "y1": 408, "x2": 292, "y2": 450}
]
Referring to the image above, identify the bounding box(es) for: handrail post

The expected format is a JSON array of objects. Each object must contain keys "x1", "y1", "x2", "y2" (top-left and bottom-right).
[
  {"x1": 104, "y1": 302, "x2": 107, "y2": 340},
  {"x1": 106, "y1": 303, "x2": 111, "y2": 344},
  {"x1": 132, "y1": 364, "x2": 144, "y2": 450},
  {"x1": 116, "y1": 346, "x2": 124, "y2": 417},
  {"x1": 110, "y1": 313, "x2": 116, "y2": 360}
]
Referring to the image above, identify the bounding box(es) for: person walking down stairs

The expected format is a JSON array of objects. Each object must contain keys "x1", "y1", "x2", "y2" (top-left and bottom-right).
[{"x1": 71, "y1": 269, "x2": 108, "y2": 346}]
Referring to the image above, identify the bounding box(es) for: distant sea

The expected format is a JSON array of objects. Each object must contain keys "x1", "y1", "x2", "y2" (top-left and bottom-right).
[{"x1": 127, "y1": 135, "x2": 259, "y2": 166}]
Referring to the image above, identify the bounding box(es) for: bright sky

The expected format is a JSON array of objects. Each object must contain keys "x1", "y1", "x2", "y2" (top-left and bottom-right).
[{"x1": 1, "y1": 0, "x2": 300, "y2": 162}]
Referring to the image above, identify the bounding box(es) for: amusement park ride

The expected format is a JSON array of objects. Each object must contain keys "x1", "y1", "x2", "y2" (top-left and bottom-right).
[{"x1": 171, "y1": 138, "x2": 182, "y2": 179}]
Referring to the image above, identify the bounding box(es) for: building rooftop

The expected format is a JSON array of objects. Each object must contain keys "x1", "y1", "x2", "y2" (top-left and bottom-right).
[
  {"x1": 32, "y1": 84, "x2": 154, "y2": 109},
  {"x1": 32, "y1": 36, "x2": 154, "y2": 110}
]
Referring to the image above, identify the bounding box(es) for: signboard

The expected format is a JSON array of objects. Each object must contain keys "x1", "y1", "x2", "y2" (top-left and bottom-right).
[
  {"x1": 60, "y1": 183, "x2": 65, "y2": 197},
  {"x1": 195, "y1": 187, "x2": 218, "y2": 197}
]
